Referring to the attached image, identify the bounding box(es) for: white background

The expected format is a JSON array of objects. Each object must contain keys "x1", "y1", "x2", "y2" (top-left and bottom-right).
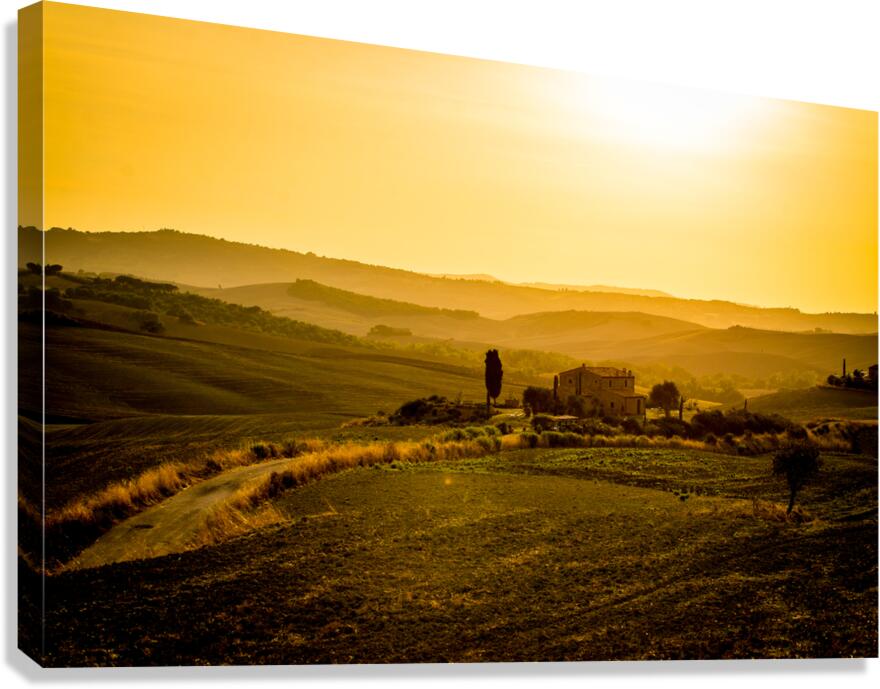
[{"x1": 0, "y1": 0, "x2": 878, "y2": 686}]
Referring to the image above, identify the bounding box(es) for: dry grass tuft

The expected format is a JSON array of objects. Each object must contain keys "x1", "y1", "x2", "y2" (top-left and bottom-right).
[
  {"x1": 750, "y1": 499, "x2": 816, "y2": 524},
  {"x1": 689, "y1": 498, "x2": 815, "y2": 524},
  {"x1": 48, "y1": 461, "x2": 194, "y2": 529}
]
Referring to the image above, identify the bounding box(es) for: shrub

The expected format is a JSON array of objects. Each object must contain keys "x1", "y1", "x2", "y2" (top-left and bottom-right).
[
  {"x1": 280, "y1": 440, "x2": 300, "y2": 458},
  {"x1": 560, "y1": 432, "x2": 586, "y2": 447},
  {"x1": 621, "y1": 417, "x2": 644, "y2": 435},
  {"x1": 521, "y1": 432, "x2": 540, "y2": 448},
  {"x1": 475, "y1": 435, "x2": 501, "y2": 452},
  {"x1": 132, "y1": 310, "x2": 165, "y2": 334},
  {"x1": 495, "y1": 421, "x2": 512, "y2": 435},
  {"x1": 565, "y1": 395, "x2": 591, "y2": 418},
  {"x1": 464, "y1": 426, "x2": 485, "y2": 439},
  {"x1": 167, "y1": 304, "x2": 197, "y2": 325},
  {"x1": 251, "y1": 443, "x2": 278, "y2": 460},
  {"x1": 650, "y1": 417, "x2": 692, "y2": 439},
  {"x1": 442, "y1": 428, "x2": 469, "y2": 442},
  {"x1": 531, "y1": 414, "x2": 555, "y2": 432},
  {"x1": 522, "y1": 386, "x2": 555, "y2": 414},
  {"x1": 541, "y1": 431, "x2": 565, "y2": 447},
  {"x1": 398, "y1": 398, "x2": 431, "y2": 419},
  {"x1": 580, "y1": 419, "x2": 617, "y2": 436},
  {"x1": 691, "y1": 409, "x2": 726, "y2": 437},
  {"x1": 439, "y1": 428, "x2": 467, "y2": 442},
  {"x1": 691, "y1": 408, "x2": 792, "y2": 438}
]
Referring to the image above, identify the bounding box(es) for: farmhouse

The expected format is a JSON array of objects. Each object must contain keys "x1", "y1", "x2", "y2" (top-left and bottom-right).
[{"x1": 556, "y1": 365, "x2": 647, "y2": 417}]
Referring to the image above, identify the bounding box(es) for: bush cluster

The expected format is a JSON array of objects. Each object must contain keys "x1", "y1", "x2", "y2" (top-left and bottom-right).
[
  {"x1": 438, "y1": 426, "x2": 502, "y2": 451},
  {"x1": 390, "y1": 396, "x2": 491, "y2": 426}
]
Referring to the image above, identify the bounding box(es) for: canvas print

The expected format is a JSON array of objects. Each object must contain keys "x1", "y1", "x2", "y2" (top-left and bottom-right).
[{"x1": 18, "y1": 1, "x2": 878, "y2": 667}]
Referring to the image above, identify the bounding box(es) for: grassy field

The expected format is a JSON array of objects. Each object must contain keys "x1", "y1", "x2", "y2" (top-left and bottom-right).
[
  {"x1": 20, "y1": 321, "x2": 514, "y2": 510},
  {"x1": 732, "y1": 386, "x2": 878, "y2": 423},
  {"x1": 18, "y1": 266, "x2": 878, "y2": 666},
  {"x1": 37, "y1": 446, "x2": 876, "y2": 665}
]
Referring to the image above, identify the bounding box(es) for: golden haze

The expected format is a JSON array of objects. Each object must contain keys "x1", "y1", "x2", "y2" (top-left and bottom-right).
[{"x1": 30, "y1": 2, "x2": 878, "y2": 314}]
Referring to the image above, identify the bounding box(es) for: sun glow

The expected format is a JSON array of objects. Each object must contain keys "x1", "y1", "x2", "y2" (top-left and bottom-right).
[{"x1": 566, "y1": 75, "x2": 769, "y2": 153}]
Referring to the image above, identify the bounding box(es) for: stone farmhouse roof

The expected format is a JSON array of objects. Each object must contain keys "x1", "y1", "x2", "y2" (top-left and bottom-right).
[{"x1": 559, "y1": 365, "x2": 630, "y2": 378}]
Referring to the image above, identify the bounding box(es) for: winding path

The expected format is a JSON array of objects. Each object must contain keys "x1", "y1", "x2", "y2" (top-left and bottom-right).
[{"x1": 69, "y1": 456, "x2": 298, "y2": 570}]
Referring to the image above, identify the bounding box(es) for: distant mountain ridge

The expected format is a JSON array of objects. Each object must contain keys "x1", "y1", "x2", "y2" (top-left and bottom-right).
[
  {"x1": 430, "y1": 273, "x2": 672, "y2": 299},
  {"x1": 20, "y1": 227, "x2": 877, "y2": 333}
]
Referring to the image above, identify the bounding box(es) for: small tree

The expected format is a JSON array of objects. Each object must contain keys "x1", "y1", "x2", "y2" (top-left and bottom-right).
[
  {"x1": 649, "y1": 381, "x2": 680, "y2": 418},
  {"x1": 566, "y1": 395, "x2": 590, "y2": 418},
  {"x1": 772, "y1": 441, "x2": 821, "y2": 514},
  {"x1": 523, "y1": 386, "x2": 554, "y2": 413},
  {"x1": 531, "y1": 413, "x2": 555, "y2": 433},
  {"x1": 484, "y1": 349, "x2": 503, "y2": 413}
]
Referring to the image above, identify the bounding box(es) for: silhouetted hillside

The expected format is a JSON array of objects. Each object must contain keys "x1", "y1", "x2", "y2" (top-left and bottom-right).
[
  {"x1": 189, "y1": 279, "x2": 875, "y2": 381},
  {"x1": 23, "y1": 227, "x2": 876, "y2": 333}
]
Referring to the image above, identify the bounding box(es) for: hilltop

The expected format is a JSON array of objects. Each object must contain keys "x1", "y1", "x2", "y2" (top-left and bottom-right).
[{"x1": 21, "y1": 227, "x2": 877, "y2": 333}]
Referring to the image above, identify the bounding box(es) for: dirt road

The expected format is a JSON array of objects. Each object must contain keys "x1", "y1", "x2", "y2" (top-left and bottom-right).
[{"x1": 69, "y1": 456, "x2": 297, "y2": 570}]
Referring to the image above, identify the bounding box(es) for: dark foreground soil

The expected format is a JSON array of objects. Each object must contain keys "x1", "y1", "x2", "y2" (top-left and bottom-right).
[{"x1": 34, "y1": 448, "x2": 877, "y2": 666}]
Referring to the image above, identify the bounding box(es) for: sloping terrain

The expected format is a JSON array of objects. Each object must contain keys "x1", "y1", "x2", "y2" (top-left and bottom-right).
[
  {"x1": 23, "y1": 226, "x2": 877, "y2": 332},
  {"x1": 38, "y1": 448, "x2": 877, "y2": 664},
  {"x1": 186, "y1": 280, "x2": 875, "y2": 380},
  {"x1": 735, "y1": 386, "x2": 879, "y2": 422},
  {"x1": 187, "y1": 280, "x2": 705, "y2": 345},
  {"x1": 20, "y1": 320, "x2": 510, "y2": 510}
]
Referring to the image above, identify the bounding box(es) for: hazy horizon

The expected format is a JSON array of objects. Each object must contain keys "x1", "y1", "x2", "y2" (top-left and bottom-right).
[
  {"x1": 29, "y1": 2, "x2": 878, "y2": 314},
  {"x1": 31, "y1": 224, "x2": 878, "y2": 316}
]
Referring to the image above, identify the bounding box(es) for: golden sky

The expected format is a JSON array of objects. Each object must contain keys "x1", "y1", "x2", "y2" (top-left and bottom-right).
[{"x1": 36, "y1": 2, "x2": 877, "y2": 313}]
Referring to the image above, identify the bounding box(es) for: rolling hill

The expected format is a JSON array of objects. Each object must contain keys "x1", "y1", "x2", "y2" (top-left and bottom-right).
[
  {"x1": 22, "y1": 226, "x2": 877, "y2": 333},
  {"x1": 184, "y1": 279, "x2": 876, "y2": 381},
  {"x1": 21, "y1": 316, "x2": 515, "y2": 510},
  {"x1": 730, "y1": 386, "x2": 878, "y2": 422}
]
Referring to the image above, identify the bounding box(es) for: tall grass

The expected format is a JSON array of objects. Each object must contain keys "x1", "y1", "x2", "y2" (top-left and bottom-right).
[
  {"x1": 47, "y1": 438, "x2": 317, "y2": 529},
  {"x1": 42, "y1": 420, "x2": 862, "y2": 567},
  {"x1": 46, "y1": 461, "x2": 194, "y2": 535},
  {"x1": 38, "y1": 437, "x2": 310, "y2": 567}
]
